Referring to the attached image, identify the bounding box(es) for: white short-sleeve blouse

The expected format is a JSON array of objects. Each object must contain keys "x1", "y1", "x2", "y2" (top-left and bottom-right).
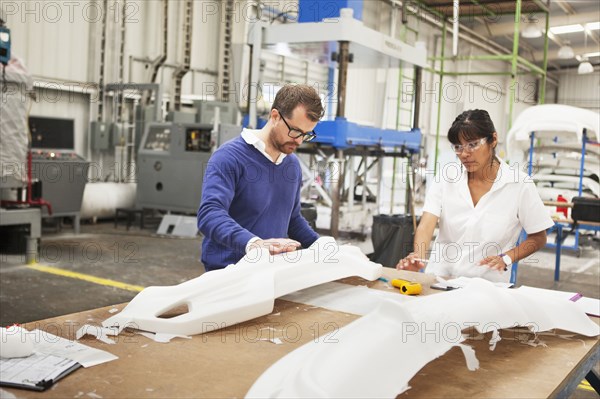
[{"x1": 422, "y1": 159, "x2": 554, "y2": 283}]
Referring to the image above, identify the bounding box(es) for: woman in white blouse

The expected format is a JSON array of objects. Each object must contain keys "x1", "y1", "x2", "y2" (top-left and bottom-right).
[{"x1": 397, "y1": 109, "x2": 554, "y2": 283}]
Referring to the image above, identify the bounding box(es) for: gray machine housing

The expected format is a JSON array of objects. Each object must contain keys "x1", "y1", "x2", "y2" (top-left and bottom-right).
[
  {"x1": 31, "y1": 150, "x2": 89, "y2": 233},
  {"x1": 31, "y1": 151, "x2": 89, "y2": 216},
  {"x1": 194, "y1": 100, "x2": 238, "y2": 125},
  {"x1": 136, "y1": 122, "x2": 214, "y2": 214}
]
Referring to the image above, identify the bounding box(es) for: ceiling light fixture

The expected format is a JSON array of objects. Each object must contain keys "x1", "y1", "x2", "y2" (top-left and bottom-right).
[
  {"x1": 549, "y1": 24, "x2": 584, "y2": 35},
  {"x1": 522, "y1": 18, "x2": 542, "y2": 38},
  {"x1": 578, "y1": 29, "x2": 594, "y2": 75},
  {"x1": 558, "y1": 40, "x2": 574, "y2": 59},
  {"x1": 578, "y1": 58, "x2": 594, "y2": 74},
  {"x1": 585, "y1": 22, "x2": 600, "y2": 31}
]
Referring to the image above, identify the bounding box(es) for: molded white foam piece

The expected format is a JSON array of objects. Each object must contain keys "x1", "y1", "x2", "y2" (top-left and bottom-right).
[
  {"x1": 246, "y1": 278, "x2": 599, "y2": 399},
  {"x1": 281, "y1": 281, "x2": 414, "y2": 316},
  {"x1": 505, "y1": 104, "x2": 600, "y2": 162},
  {"x1": 102, "y1": 237, "x2": 382, "y2": 336},
  {"x1": 533, "y1": 174, "x2": 600, "y2": 197},
  {"x1": 0, "y1": 326, "x2": 34, "y2": 359}
]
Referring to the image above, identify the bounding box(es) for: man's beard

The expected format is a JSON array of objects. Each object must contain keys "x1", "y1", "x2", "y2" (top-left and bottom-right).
[{"x1": 270, "y1": 129, "x2": 298, "y2": 154}]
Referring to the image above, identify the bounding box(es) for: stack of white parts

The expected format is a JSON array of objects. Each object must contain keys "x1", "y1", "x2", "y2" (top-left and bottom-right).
[
  {"x1": 246, "y1": 278, "x2": 600, "y2": 398},
  {"x1": 103, "y1": 237, "x2": 382, "y2": 335}
]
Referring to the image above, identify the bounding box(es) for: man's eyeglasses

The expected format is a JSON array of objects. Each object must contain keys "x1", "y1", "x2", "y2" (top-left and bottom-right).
[
  {"x1": 450, "y1": 137, "x2": 487, "y2": 154},
  {"x1": 276, "y1": 109, "x2": 317, "y2": 142}
]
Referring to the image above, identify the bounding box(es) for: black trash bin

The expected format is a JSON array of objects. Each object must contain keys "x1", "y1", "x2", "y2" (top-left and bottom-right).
[
  {"x1": 300, "y1": 202, "x2": 317, "y2": 230},
  {"x1": 0, "y1": 226, "x2": 28, "y2": 254},
  {"x1": 369, "y1": 214, "x2": 417, "y2": 267}
]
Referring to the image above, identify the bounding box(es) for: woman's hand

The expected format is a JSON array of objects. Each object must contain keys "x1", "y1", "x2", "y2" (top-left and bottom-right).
[
  {"x1": 396, "y1": 252, "x2": 426, "y2": 272},
  {"x1": 478, "y1": 256, "x2": 507, "y2": 272}
]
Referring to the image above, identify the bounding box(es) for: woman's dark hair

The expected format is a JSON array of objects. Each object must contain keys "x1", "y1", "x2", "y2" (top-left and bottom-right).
[{"x1": 447, "y1": 109, "x2": 496, "y2": 145}]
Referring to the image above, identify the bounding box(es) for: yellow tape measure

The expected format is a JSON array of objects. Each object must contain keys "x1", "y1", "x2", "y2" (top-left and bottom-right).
[{"x1": 391, "y1": 279, "x2": 422, "y2": 295}]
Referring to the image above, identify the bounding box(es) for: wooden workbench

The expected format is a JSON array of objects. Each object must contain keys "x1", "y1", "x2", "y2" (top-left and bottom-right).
[{"x1": 5, "y1": 270, "x2": 599, "y2": 398}]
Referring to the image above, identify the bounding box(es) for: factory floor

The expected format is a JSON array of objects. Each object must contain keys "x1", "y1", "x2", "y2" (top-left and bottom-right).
[{"x1": 0, "y1": 217, "x2": 598, "y2": 398}]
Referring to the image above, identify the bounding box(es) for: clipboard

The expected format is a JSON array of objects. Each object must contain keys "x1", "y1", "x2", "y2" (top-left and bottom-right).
[{"x1": 0, "y1": 353, "x2": 82, "y2": 391}]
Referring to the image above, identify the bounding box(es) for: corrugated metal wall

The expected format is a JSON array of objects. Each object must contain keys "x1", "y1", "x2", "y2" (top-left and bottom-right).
[
  {"x1": 3, "y1": 0, "x2": 225, "y2": 158},
  {"x1": 554, "y1": 71, "x2": 600, "y2": 112},
  {"x1": 7, "y1": 1, "x2": 91, "y2": 82}
]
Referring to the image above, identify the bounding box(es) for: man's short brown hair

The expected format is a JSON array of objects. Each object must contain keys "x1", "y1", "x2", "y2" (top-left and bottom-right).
[{"x1": 271, "y1": 84, "x2": 325, "y2": 122}]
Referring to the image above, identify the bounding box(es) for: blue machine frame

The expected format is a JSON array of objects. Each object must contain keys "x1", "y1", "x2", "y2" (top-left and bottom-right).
[{"x1": 313, "y1": 118, "x2": 422, "y2": 152}]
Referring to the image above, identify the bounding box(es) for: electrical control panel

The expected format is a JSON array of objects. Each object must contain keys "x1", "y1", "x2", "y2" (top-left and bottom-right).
[{"x1": 137, "y1": 122, "x2": 215, "y2": 213}]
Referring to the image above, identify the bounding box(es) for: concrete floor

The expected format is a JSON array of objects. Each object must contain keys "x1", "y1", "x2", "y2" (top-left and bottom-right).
[
  {"x1": 1, "y1": 218, "x2": 202, "y2": 325},
  {"x1": 0, "y1": 218, "x2": 598, "y2": 397}
]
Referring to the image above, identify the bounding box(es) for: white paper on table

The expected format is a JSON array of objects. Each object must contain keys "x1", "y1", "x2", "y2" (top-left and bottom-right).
[
  {"x1": 518, "y1": 285, "x2": 580, "y2": 300},
  {"x1": 518, "y1": 286, "x2": 600, "y2": 317},
  {"x1": 446, "y1": 276, "x2": 514, "y2": 289},
  {"x1": 575, "y1": 297, "x2": 600, "y2": 317},
  {"x1": 29, "y1": 330, "x2": 117, "y2": 368}
]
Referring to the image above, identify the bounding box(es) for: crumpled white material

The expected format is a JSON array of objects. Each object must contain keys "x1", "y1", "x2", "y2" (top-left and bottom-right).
[
  {"x1": 247, "y1": 278, "x2": 600, "y2": 398},
  {"x1": 1, "y1": 55, "x2": 33, "y2": 183}
]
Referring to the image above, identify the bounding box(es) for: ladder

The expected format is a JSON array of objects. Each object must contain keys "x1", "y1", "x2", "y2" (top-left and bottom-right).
[
  {"x1": 390, "y1": 3, "x2": 421, "y2": 214},
  {"x1": 173, "y1": 0, "x2": 193, "y2": 111},
  {"x1": 218, "y1": 0, "x2": 235, "y2": 102},
  {"x1": 396, "y1": 4, "x2": 420, "y2": 131}
]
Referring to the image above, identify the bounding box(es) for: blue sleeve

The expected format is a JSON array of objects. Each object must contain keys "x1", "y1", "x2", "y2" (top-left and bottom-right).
[
  {"x1": 197, "y1": 148, "x2": 256, "y2": 252},
  {"x1": 287, "y1": 167, "x2": 319, "y2": 248}
]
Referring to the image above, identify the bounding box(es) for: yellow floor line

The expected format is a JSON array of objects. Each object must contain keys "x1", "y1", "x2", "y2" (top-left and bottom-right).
[
  {"x1": 578, "y1": 379, "x2": 594, "y2": 392},
  {"x1": 27, "y1": 263, "x2": 144, "y2": 293}
]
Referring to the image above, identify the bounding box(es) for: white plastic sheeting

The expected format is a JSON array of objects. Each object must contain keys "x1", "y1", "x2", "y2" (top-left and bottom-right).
[
  {"x1": 0, "y1": 56, "x2": 33, "y2": 184},
  {"x1": 79, "y1": 182, "x2": 136, "y2": 219},
  {"x1": 247, "y1": 278, "x2": 599, "y2": 398},
  {"x1": 103, "y1": 237, "x2": 382, "y2": 336}
]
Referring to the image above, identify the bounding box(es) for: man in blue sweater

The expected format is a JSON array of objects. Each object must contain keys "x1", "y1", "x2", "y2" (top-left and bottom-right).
[{"x1": 197, "y1": 84, "x2": 324, "y2": 271}]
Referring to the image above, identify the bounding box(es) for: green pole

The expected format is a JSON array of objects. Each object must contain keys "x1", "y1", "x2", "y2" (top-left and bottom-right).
[
  {"x1": 508, "y1": 0, "x2": 521, "y2": 130},
  {"x1": 428, "y1": 55, "x2": 512, "y2": 62},
  {"x1": 434, "y1": 21, "x2": 447, "y2": 177},
  {"x1": 517, "y1": 56, "x2": 545, "y2": 75},
  {"x1": 425, "y1": 67, "x2": 442, "y2": 74},
  {"x1": 442, "y1": 71, "x2": 514, "y2": 76}
]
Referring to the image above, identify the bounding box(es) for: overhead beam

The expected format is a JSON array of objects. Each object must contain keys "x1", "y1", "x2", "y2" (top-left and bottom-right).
[
  {"x1": 555, "y1": 1, "x2": 576, "y2": 15},
  {"x1": 533, "y1": 45, "x2": 597, "y2": 61},
  {"x1": 413, "y1": 0, "x2": 547, "y2": 17},
  {"x1": 472, "y1": 11, "x2": 600, "y2": 37}
]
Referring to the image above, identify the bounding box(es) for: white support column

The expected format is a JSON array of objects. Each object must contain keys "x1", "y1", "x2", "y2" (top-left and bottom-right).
[{"x1": 248, "y1": 22, "x2": 265, "y2": 128}]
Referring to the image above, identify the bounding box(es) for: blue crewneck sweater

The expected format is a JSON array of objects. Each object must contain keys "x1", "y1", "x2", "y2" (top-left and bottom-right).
[{"x1": 197, "y1": 136, "x2": 318, "y2": 271}]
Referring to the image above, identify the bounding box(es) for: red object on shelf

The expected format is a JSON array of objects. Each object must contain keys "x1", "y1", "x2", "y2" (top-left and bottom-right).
[
  {"x1": 556, "y1": 194, "x2": 568, "y2": 218},
  {"x1": 0, "y1": 149, "x2": 52, "y2": 214}
]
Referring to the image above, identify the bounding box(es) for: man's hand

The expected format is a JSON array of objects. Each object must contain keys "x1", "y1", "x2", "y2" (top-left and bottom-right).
[{"x1": 250, "y1": 238, "x2": 301, "y2": 255}]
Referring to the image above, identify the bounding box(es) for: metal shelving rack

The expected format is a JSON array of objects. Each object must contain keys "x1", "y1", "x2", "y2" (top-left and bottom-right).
[
  {"x1": 530, "y1": 129, "x2": 600, "y2": 258},
  {"x1": 413, "y1": 0, "x2": 551, "y2": 174}
]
